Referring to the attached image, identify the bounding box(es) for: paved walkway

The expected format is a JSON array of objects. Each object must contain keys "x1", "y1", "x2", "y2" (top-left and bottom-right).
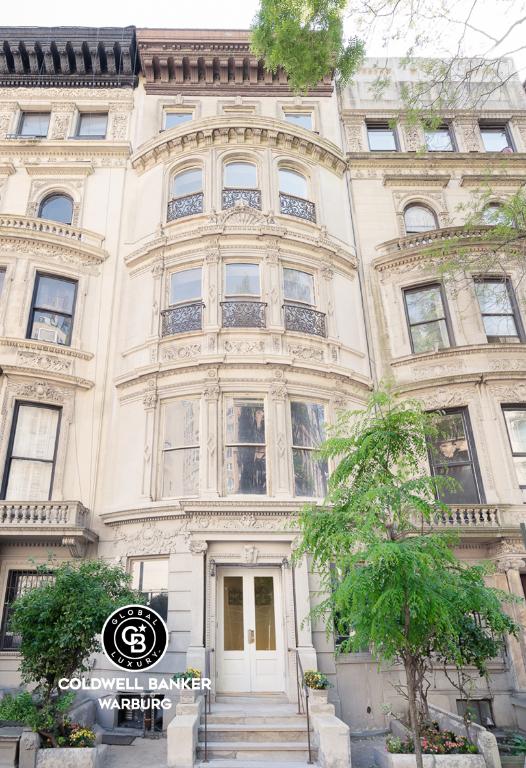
[{"x1": 350, "y1": 734, "x2": 386, "y2": 768}]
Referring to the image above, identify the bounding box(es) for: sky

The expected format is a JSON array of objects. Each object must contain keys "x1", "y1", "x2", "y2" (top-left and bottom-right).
[{"x1": 1, "y1": 0, "x2": 525, "y2": 79}]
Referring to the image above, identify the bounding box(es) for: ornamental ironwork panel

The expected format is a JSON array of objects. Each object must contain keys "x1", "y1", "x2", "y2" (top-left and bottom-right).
[
  {"x1": 167, "y1": 192, "x2": 204, "y2": 221},
  {"x1": 222, "y1": 188, "x2": 262, "y2": 210},
  {"x1": 221, "y1": 301, "x2": 267, "y2": 328},
  {"x1": 284, "y1": 304, "x2": 327, "y2": 337},
  {"x1": 161, "y1": 302, "x2": 204, "y2": 336},
  {"x1": 279, "y1": 193, "x2": 316, "y2": 222}
]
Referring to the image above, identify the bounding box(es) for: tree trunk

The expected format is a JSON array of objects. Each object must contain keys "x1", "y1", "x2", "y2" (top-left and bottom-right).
[{"x1": 404, "y1": 656, "x2": 424, "y2": 768}]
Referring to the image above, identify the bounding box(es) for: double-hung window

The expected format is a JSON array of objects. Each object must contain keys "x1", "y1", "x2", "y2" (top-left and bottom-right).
[
  {"x1": 1, "y1": 403, "x2": 61, "y2": 501},
  {"x1": 366, "y1": 122, "x2": 398, "y2": 151},
  {"x1": 479, "y1": 122, "x2": 514, "y2": 152},
  {"x1": 427, "y1": 408, "x2": 484, "y2": 504},
  {"x1": 28, "y1": 273, "x2": 77, "y2": 346},
  {"x1": 0, "y1": 570, "x2": 54, "y2": 649},
  {"x1": 76, "y1": 113, "x2": 108, "y2": 139},
  {"x1": 17, "y1": 112, "x2": 50, "y2": 138},
  {"x1": 284, "y1": 112, "x2": 313, "y2": 130},
  {"x1": 502, "y1": 406, "x2": 526, "y2": 495},
  {"x1": 404, "y1": 284, "x2": 452, "y2": 354},
  {"x1": 424, "y1": 124, "x2": 454, "y2": 151},
  {"x1": 131, "y1": 559, "x2": 169, "y2": 620},
  {"x1": 283, "y1": 268, "x2": 315, "y2": 306},
  {"x1": 161, "y1": 400, "x2": 200, "y2": 497},
  {"x1": 474, "y1": 278, "x2": 523, "y2": 343},
  {"x1": 170, "y1": 267, "x2": 202, "y2": 306},
  {"x1": 291, "y1": 401, "x2": 328, "y2": 497},
  {"x1": 222, "y1": 264, "x2": 265, "y2": 328},
  {"x1": 163, "y1": 112, "x2": 193, "y2": 130},
  {"x1": 225, "y1": 398, "x2": 266, "y2": 495}
]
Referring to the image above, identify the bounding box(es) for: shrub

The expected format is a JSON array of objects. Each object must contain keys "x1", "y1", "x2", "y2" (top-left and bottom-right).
[
  {"x1": 303, "y1": 670, "x2": 331, "y2": 690},
  {"x1": 387, "y1": 724, "x2": 478, "y2": 755},
  {"x1": 53, "y1": 722, "x2": 96, "y2": 749},
  {"x1": 172, "y1": 667, "x2": 202, "y2": 684}
]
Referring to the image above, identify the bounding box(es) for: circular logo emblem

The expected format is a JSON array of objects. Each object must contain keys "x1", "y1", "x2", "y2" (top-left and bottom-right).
[{"x1": 101, "y1": 604, "x2": 169, "y2": 671}]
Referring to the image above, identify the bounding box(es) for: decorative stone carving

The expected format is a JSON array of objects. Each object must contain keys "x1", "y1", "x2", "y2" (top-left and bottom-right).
[
  {"x1": 110, "y1": 112, "x2": 129, "y2": 141},
  {"x1": 455, "y1": 118, "x2": 481, "y2": 152},
  {"x1": 10, "y1": 380, "x2": 71, "y2": 403},
  {"x1": 162, "y1": 343, "x2": 201, "y2": 361},
  {"x1": 242, "y1": 545, "x2": 259, "y2": 564},
  {"x1": 188, "y1": 539, "x2": 208, "y2": 555},
  {"x1": 204, "y1": 384, "x2": 220, "y2": 400},
  {"x1": 224, "y1": 339, "x2": 265, "y2": 354},
  {"x1": 143, "y1": 378, "x2": 158, "y2": 408},
  {"x1": 345, "y1": 120, "x2": 365, "y2": 152},
  {"x1": 16, "y1": 350, "x2": 73, "y2": 373},
  {"x1": 288, "y1": 344, "x2": 324, "y2": 362},
  {"x1": 402, "y1": 122, "x2": 424, "y2": 151},
  {"x1": 112, "y1": 521, "x2": 179, "y2": 556},
  {"x1": 269, "y1": 383, "x2": 287, "y2": 401}
]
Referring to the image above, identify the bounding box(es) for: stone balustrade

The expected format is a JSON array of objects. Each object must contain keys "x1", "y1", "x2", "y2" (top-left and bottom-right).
[
  {"x1": 0, "y1": 214, "x2": 104, "y2": 249},
  {"x1": 0, "y1": 501, "x2": 90, "y2": 527},
  {"x1": 433, "y1": 505, "x2": 500, "y2": 527},
  {"x1": 378, "y1": 224, "x2": 494, "y2": 257}
]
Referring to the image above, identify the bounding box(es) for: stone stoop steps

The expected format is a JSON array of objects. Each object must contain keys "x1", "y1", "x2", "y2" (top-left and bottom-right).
[{"x1": 196, "y1": 694, "x2": 317, "y2": 767}]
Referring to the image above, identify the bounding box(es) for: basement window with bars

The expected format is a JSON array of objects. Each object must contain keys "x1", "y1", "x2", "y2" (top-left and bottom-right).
[{"x1": 0, "y1": 570, "x2": 54, "y2": 649}]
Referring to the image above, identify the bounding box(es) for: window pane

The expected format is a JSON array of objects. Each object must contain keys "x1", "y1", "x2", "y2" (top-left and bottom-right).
[
  {"x1": 172, "y1": 169, "x2": 202, "y2": 197},
  {"x1": 482, "y1": 314, "x2": 518, "y2": 339},
  {"x1": 405, "y1": 286, "x2": 445, "y2": 324},
  {"x1": 411, "y1": 319, "x2": 450, "y2": 353},
  {"x1": 254, "y1": 576, "x2": 276, "y2": 651},
  {"x1": 481, "y1": 126, "x2": 511, "y2": 152},
  {"x1": 367, "y1": 126, "x2": 396, "y2": 151},
  {"x1": 224, "y1": 162, "x2": 257, "y2": 188},
  {"x1": 225, "y1": 446, "x2": 266, "y2": 494},
  {"x1": 162, "y1": 447, "x2": 199, "y2": 497},
  {"x1": 164, "y1": 112, "x2": 192, "y2": 129},
  {"x1": 224, "y1": 576, "x2": 244, "y2": 651},
  {"x1": 0, "y1": 270, "x2": 5, "y2": 296},
  {"x1": 436, "y1": 463, "x2": 480, "y2": 504},
  {"x1": 404, "y1": 205, "x2": 437, "y2": 233},
  {"x1": 429, "y1": 413, "x2": 470, "y2": 465},
  {"x1": 36, "y1": 276, "x2": 75, "y2": 313},
  {"x1": 131, "y1": 559, "x2": 169, "y2": 592},
  {"x1": 278, "y1": 169, "x2": 307, "y2": 198},
  {"x1": 19, "y1": 112, "x2": 50, "y2": 137},
  {"x1": 284, "y1": 113, "x2": 312, "y2": 130},
  {"x1": 5, "y1": 459, "x2": 53, "y2": 501},
  {"x1": 225, "y1": 263, "x2": 260, "y2": 296},
  {"x1": 12, "y1": 405, "x2": 59, "y2": 460},
  {"x1": 78, "y1": 113, "x2": 108, "y2": 137},
  {"x1": 425, "y1": 128, "x2": 453, "y2": 151},
  {"x1": 504, "y1": 410, "x2": 526, "y2": 453},
  {"x1": 39, "y1": 195, "x2": 73, "y2": 225},
  {"x1": 170, "y1": 268, "x2": 202, "y2": 304},
  {"x1": 482, "y1": 204, "x2": 506, "y2": 225},
  {"x1": 293, "y1": 449, "x2": 328, "y2": 497},
  {"x1": 163, "y1": 400, "x2": 199, "y2": 449},
  {"x1": 30, "y1": 310, "x2": 72, "y2": 345},
  {"x1": 283, "y1": 268, "x2": 314, "y2": 304},
  {"x1": 226, "y1": 399, "x2": 265, "y2": 444},
  {"x1": 475, "y1": 281, "x2": 512, "y2": 313},
  {"x1": 291, "y1": 402, "x2": 325, "y2": 447},
  {"x1": 513, "y1": 457, "x2": 526, "y2": 485}
]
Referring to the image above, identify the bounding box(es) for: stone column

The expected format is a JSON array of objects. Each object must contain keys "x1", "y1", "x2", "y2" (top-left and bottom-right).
[
  {"x1": 494, "y1": 555, "x2": 526, "y2": 691},
  {"x1": 320, "y1": 265, "x2": 336, "y2": 341},
  {"x1": 453, "y1": 117, "x2": 483, "y2": 152},
  {"x1": 142, "y1": 378, "x2": 158, "y2": 500},
  {"x1": 202, "y1": 382, "x2": 220, "y2": 498},
  {"x1": 268, "y1": 380, "x2": 291, "y2": 497},
  {"x1": 186, "y1": 539, "x2": 208, "y2": 675},
  {"x1": 0, "y1": 102, "x2": 17, "y2": 139},
  {"x1": 265, "y1": 245, "x2": 282, "y2": 331},
  {"x1": 49, "y1": 102, "x2": 76, "y2": 140},
  {"x1": 294, "y1": 553, "x2": 318, "y2": 671},
  {"x1": 203, "y1": 247, "x2": 220, "y2": 350}
]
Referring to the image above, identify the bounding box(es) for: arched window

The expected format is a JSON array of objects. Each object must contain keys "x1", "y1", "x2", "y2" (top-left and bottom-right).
[
  {"x1": 38, "y1": 194, "x2": 73, "y2": 225},
  {"x1": 224, "y1": 162, "x2": 257, "y2": 189},
  {"x1": 278, "y1": 168, "x2": 316, "y2": 222},
  {"x1": 279, "y1": 168, "x2": 308, "y2": 199},
  {"x1": 482, "y1": 203, "x2": 506, "y2": 225},
  {"x1": 168, "y1": 168, "x2": 204, "y2": 221},
  {"x1": 404, "y1": 204, "x2": 438, "y2": 234}
]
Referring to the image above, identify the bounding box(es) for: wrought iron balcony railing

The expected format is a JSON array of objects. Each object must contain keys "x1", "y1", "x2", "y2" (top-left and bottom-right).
[
  {"x1": 284, "y1": 304, "x2": 327, "y2": 337},
  {"x1": 221, "y1": 301, "x2": 267, "y2": 328},
  {"x1": 161, "y1": 302, "x2": 204, "y2": 336},
  {"x1": 222, "y1": 188, "x2": 262, "y2": 210},
  {"x1": 279, "y1": 193, "x2": 316, "y2": 223},
  {"x1": 167, "y1": 192, "x2": 204, "y2": 221}
]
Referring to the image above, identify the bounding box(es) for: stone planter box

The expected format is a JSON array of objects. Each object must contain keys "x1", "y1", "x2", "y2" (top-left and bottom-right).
[
  {"x1": 500, "y1": 757, "x2": 526, "y2": 767},
  {"x1": 307, "y1": 689, "x2": 329, "y2": 706},
  {"x1": 179, "y1": 690, "x2": 197, "y2": 704},
  {"x1": 36, "y1": 744, "x2": 107, "y2": 768},
  {"x1": 374, "y1": 746, "x2": 486, "y2": 768}
]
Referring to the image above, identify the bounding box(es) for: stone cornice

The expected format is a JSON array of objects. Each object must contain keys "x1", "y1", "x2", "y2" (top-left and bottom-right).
[
  {"x1": 341, "y1": 108, "x2": 526, "y2": 120},
  {"x1": 0, "y1": 214, "x2": 107, "y2": 264},
  {"x1": 392, "y1": 343, "x2": 526, "y2": 369},
  {"x1": 383, "y1": 174, "x2": 451, "y2": 187},
  {"x1": 0, "y1": 163, "x2": 15, "y2": 176},
  {"x1": 136, "y1": 28, "x2": 333, "y2": 96},
  {"x1": 25, "y1": 163, "x2": 94, "y2": 177},
  {"x1": 0, "y1": 140, "x2": 131, "y2": 166},
  {"x1": 0, "y1": 337, "x2": 93, "y2": 361},
  {"x1": 460, "y1": 174, "x2": 526, "y2": 187},
  {"x1": 395, "y1": 370, "x2": 526, "y2": 395},
  {"x1": 131, "y1": 116, "x2": 346, "y2": 175},
  {"x1": 348, "y1": 152, "x2": 526, "y2": 171},
  {"x1": 1, "y1": 363, "x2": 93, "y2": 390}
]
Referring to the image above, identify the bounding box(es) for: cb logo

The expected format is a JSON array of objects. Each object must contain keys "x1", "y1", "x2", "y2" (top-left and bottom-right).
[{"x1": 101, "y1": 604, "x2": 169, "y2": 671}]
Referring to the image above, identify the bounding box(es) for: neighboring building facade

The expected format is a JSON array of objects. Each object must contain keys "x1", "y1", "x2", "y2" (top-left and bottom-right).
[{"x1": 0, "y1": 26, "x2": 526, "y2": 739}]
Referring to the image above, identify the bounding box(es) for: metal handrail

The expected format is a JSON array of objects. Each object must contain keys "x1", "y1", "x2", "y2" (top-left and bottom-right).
[
  {"x1": 290, "y1": 648, "x2": 313, "y2": 764},
  {"x1": 202, "y1": 648, "x2": 213, "y2": 763}
]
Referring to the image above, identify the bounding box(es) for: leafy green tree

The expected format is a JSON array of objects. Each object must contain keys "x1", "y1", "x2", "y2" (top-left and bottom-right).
[
  {"x1": 295, "y1": 391, "x2": 518, "y2": 768},
  {"x1": 251, "y1": 0, "x2": 364, "y2": 92},
  {"x1": 6, "y1": 560, "x2": 139, "y2": 746}
]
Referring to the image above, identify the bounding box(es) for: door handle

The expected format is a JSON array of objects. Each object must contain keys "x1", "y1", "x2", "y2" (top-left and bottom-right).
[{"x1": 248, "y1": 629, "x2": 255, "y2": 644}]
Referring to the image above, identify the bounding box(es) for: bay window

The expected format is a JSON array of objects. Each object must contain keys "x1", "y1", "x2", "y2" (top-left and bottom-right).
[
  {"x1": 474, "y1": 278, "x2": 523, "y2": 343},
  {"x1": 502, "y1": 406, "x2": 526, "y2": 494},
  {"x1": 170, "y1": 267, "x2": 202, "y2": 305},
  {"x1": 283, "y1": 268, "x2": 314, "y2": 305},
  {"x1": 161, "y1": 400, "x2": 200, "y2": 497},
  {"x1": 225, "y1": 398, "x2": 266, "y2": 495},
  {"x1": 404, "y1": 283, "x2": 452, "y2": 354},
  {"x1": 2, "y1": 403, "x2": 61, "y2": 501},
  {"x1": 291, "y1": 401, "x2": 328, "y2": 497}
]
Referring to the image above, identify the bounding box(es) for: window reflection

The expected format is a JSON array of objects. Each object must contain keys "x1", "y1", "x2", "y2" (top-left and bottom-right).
[
  {"x1": 427, "y1": 410, "x2": 481, "y2": 504},
  {"x1": 291, "y1": 402, "x2": 328, "y2": 497},
  {"x1": 131, "y1": 559, "x2": 169, "y2": 621},
  {"x1": 225, "y1": 399, "x2": 266, "y2": 495}
]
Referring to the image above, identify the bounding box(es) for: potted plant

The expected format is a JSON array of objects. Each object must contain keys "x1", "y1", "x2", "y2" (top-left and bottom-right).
[
  {"x1": 375, "y1": 723, "x2": 483, "y2": 766},
  {"x1": 303, "y1": 670, "x2": 331, "y2": 705},
  {"x1": 172, "y1": 668, "x2": 202, "y2": 703}
]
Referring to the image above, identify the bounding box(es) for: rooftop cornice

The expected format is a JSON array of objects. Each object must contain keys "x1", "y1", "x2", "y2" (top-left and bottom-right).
[
  {"x1": 348, "y1": 151, "x2": 526, "y2": 169},
  {"x1": 0, "y1": 26, "x2": 138, "y2": 88},
  {"x1": 131, "y1": 115, "x2": 346, "y2": 174},
  {"x1": 136, "y1": 28, "x2": 333, "y2": 95}
]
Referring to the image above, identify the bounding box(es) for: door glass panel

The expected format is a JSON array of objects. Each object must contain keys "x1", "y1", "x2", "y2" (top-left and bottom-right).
[
  {"x1": 254, "y1": 576, "x2": 276, "y2": 651},
  {"x1": 224, "y1": 576, "x2": 244, "y2": 651}
]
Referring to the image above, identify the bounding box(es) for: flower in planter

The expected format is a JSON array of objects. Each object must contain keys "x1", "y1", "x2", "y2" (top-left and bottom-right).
[
  {"x1": 303, "y1": 670, "x2": 331, "y2": 690},
  {"x1": 386, "y1": 726, "x2": 478, "y2": 755},
  {"x1": 172, "y1": 667, "x2": 202, "y2": 685},
  {"x1": 53, "y1": 722, "x2": 96, "y2": 749}
]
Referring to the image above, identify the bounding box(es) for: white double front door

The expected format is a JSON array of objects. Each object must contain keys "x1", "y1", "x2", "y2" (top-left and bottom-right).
[{"x1": 217, "y1": 567, "x2": 285, "y2": 693}]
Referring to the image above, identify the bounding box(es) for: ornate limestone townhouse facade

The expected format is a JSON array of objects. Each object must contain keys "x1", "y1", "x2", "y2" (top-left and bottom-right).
[{"x1": 0, "y1": 24, "x2": 526, "y2": 745}]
